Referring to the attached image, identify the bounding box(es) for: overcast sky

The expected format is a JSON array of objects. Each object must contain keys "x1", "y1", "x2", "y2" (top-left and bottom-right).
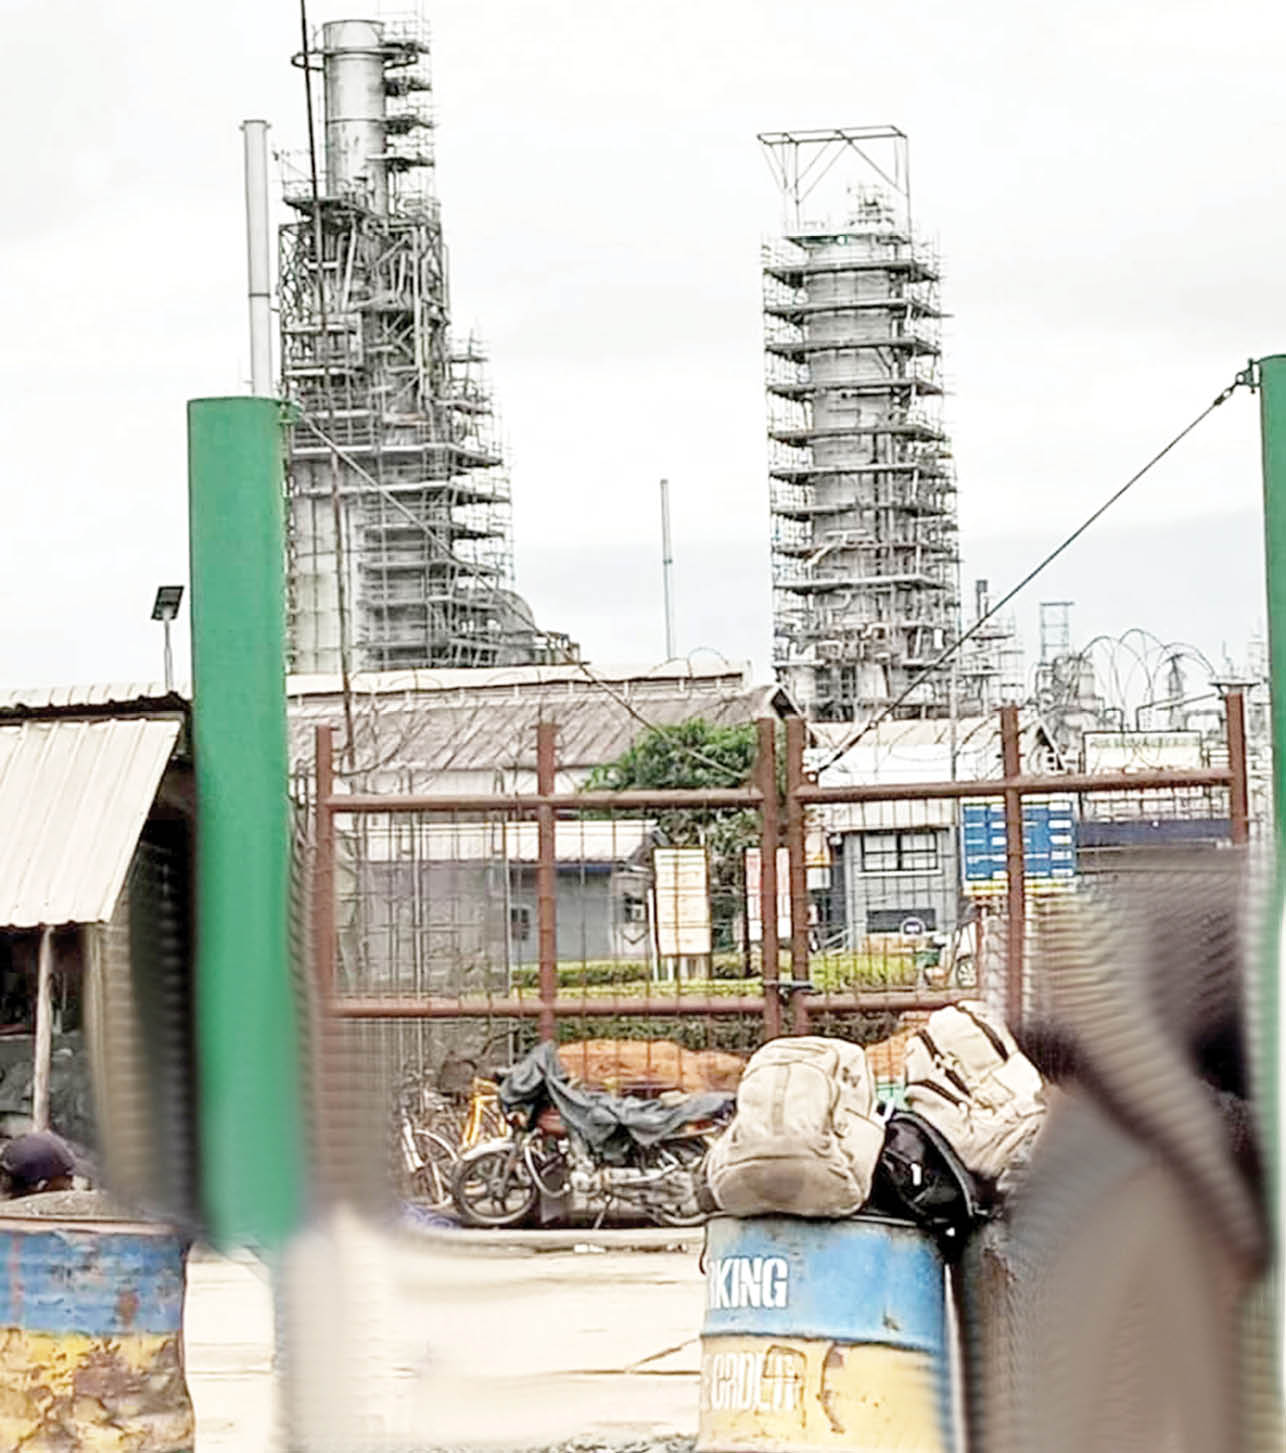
[{"x1": 1, "y1": 0, "x2": 1278, "y2": 690}]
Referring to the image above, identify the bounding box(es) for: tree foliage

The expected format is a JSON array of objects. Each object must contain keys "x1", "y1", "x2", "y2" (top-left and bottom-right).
[
  {"x1": 585, "y1": 719, "x2": 758, "y2": 799},
  {"x1": 584, "y1": 719, "x2": 768, "y2": 954}
]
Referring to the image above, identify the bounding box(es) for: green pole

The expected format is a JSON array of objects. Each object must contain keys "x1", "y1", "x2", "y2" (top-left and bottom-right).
[
  {"x1": 1256, "y1": 355, "x2": 1286, "y2": 1408},
  {"x1": 188, "y1": 396, "x2": 304, "y2": 1250}
]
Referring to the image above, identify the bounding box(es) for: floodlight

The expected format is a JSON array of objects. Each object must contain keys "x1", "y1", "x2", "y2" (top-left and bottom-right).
[{"x1": 152, "y1": 586, "x2": 185, "y2": 623}]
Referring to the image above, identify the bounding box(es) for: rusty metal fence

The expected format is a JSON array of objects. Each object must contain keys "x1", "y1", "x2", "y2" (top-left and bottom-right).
[{"x1": 308, "y1": 694, "x2": 1250, "y2": 1083}]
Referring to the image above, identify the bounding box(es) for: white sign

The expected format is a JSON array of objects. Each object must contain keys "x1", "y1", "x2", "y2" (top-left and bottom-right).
[
  {"x1": 654, "y1": 847, "x2": 711, "y2": 957},
  {"x1": 744, "y1": 847, "x2": 792, "y2": 942},
  {"x1": 1084, "y1": 731, "x2": 1203, "y2": 772}
]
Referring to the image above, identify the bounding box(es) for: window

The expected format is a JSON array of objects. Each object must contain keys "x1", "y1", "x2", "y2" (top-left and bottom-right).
[
  {"x1": 860, "y1": 834, "x2": 900, "y2": 873},
  {"x1": 860, "y1": 831, "x2": 940, "y2": 874},
  {"x1": 509, "y1": 905, "x2": 531, "y2": 943}
]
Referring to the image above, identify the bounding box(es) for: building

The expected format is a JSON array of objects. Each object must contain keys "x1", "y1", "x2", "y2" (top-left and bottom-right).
[
  {"x1": 288, "y1": 659, "x2": 795, "y2": 998},
  {"x1": 343, "y1": 819, "x2": 658, "y2": 996},
  {"x1": 278, "y1": 14, "x2": 566, "y2": 675},
  {"x1": 285, "y1": 658, "x2": 795, "y2": 796},
  {"x1": 810, "y1": 713, "x2": 1062, "y2": 947},
  {"x1": 0, "y1": 684, "x2": 197, "y2": 1216},
  {"x1": 759, "y1": 128, "x2": 961, "y2": 721}
]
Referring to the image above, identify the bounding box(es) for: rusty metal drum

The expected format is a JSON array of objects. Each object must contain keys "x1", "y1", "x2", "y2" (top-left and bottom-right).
[
  {"x1": 698, "y1": 1213, "x2": 959, "y2": 1452},
  {"x1": 0, "y1": 1209, "x2": 195, "y2": 1451}
]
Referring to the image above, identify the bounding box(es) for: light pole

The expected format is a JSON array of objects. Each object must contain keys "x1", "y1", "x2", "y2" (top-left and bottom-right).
[{"x1": 151, "y1": 585, "x2": 184, "y2": 692}]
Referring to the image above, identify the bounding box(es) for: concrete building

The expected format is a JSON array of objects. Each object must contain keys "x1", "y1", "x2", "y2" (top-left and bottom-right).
[
  {"x1": 810, "y1": 714, "x2": 1062, "y2": 947},
  {"x1": 277, "y1": 14, "x2": 566, "y2": 675},
  {"x1": 760, "y1": 128, "x2": 960, "y2": 721}
]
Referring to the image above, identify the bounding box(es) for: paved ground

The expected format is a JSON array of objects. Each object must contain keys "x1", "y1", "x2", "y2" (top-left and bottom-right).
[{"x1": 184, "y1": 1216, "x2": 707, "y2": 1452}]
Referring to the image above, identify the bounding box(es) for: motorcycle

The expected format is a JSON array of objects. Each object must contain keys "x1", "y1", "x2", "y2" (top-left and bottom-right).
[{"x1": 449, "y1": 1043, "x2": 732, "y2": 1229}]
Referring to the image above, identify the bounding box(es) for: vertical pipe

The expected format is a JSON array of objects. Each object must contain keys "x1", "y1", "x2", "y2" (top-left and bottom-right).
[
  {"x1": 31, "y1": 926, "x2": 54, "y2": 1133},
  {"x1": 241, "y1": 119, "x2": 274, "y2": 396},
  {"x1": 537, "y1": 721, "x2": 557, "y2": 1042},
  {"x1": 756, "y1": 718, "x2": 782, "y2": 1040},
  {"x1": 1227, "y1": 688, "x2": 1250, "y2": 847},
  {"x1": 188, "y1": 396, "x2": 303, "y2": 1249},
  {"x1": 785, "y1": 716, "x2": 810, "y2": 1034},
  {"x1": 660, "y1": 478, "x2": 676, "y2": 660},
  {"x1": 1000, "y1": 704, "x2": 1026, "y2": 1029}
]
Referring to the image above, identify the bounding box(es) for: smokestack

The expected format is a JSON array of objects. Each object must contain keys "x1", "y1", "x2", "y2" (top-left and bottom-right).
[
  {"x1": 322, "y1": 20, "x2": 389, "y2": 214},
  {"x1": 975, "y1": 578, "x2": 989, "y2": 623},
  {"x1": 241, "y1": 120, "x2": 273, "y2": 396}
]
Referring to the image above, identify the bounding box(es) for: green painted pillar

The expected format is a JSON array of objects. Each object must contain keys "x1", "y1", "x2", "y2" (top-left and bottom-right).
[
  {"x1": 188, "y1": 397, "x2": 304, "y2": 1249},
  {"x1": 1256, "y1": 356, "x2": 1286, "y2": 1411}
]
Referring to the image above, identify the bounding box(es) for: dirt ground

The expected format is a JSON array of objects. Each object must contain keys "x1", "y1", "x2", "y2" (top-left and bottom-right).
[{"x1": 184, "y1": 1218, "x2": 706, "y2": 1453}]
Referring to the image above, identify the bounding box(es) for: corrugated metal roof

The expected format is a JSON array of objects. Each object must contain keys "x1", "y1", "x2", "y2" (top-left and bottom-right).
[
  {"x1": 0, "y1": 683, "x2": 189, "y2": 715},
  {"x1": 289, "y1": 669, "x2": 789, "y2": 783},
  {"x1": 813, "y1": 710, "x2": 1061, "y2": 787},
  {"x1": 0, "y1": 718, "x2": 181, "y2": 928},
  {"x1": 287, "y1": 659, "x2": 755, "y2": 699}
]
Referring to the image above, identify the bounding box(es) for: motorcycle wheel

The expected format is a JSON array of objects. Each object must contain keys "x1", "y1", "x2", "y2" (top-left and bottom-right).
[
  {"x1": 451, "y1": 1144, "x2": 539, "y2": 1228},
  {"x1": 646, "y1": 1141, "x2": 710, "y2": 1228}
]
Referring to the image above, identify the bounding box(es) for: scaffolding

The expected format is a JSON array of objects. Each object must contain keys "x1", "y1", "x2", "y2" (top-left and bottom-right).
[
  {"x1": 759, "y1": 128, "x2": 961, "y2": 721},
  {"x1": 280, "y1": 14, "x2": 572, "y2": 674}
]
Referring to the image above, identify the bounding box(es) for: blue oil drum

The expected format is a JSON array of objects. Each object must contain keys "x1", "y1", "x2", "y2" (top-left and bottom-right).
[
  {"x1": 0, "y1": 1212, "x2": 195, "y2": 1451},
  {"x1": 698, "y1": 1213, "x2": 958, "y2": 1452}
]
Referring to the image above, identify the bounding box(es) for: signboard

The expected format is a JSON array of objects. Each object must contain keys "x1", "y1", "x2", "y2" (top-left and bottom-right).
[
  {"x1": 1083, "y1": 731, "x2": 1202, "y2": 773},
  {"x1": 654, "y1": 847, "x2": 712, "y2": 957},
  {"x1": 962, "y1": 798, "x2": 1076, "y2": 895},
  {"x1": 745, "y1": 847, "x2": 792, "y2": 942}
]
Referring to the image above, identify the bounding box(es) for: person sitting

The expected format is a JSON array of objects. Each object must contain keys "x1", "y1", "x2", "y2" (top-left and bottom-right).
[{"x1": 0, "y1": 1131, "x2": 77, "y2": 1198}]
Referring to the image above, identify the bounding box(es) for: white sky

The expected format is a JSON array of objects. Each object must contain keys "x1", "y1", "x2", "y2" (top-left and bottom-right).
[{"x1": 1, "y1": 0, "x2": 1280, "y2": 688}]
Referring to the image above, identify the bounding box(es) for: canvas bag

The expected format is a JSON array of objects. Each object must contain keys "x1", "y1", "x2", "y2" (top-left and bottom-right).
[
  {"x1": 904, "y1": 1001, "x2": 1046, "y2": 1181},
  {"x1": 705, "y1": 1036, "x2": 884, "y2": 1218}
]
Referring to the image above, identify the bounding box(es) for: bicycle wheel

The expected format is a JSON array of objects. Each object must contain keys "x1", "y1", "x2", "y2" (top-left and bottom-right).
[{"x1": 406, "y1": 1129, "x2": 457, "y2": 1208}]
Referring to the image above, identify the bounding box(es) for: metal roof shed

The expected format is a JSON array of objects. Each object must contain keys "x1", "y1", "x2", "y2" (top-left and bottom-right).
[
  {"x1": 0, "y1": 716, "x2": 184, "y2": 1145},
  {"x1": 0, "y1": 718, "x2": 181, "y2": 930}
]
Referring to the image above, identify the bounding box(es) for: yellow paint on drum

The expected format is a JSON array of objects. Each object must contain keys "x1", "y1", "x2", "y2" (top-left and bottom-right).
[
  {"x1": 0, "y1": 1327, "x2": 195, "y2": 1452},
  {"x1": 698, "y1": 1334, "x2": 948, "y2": 1453}
]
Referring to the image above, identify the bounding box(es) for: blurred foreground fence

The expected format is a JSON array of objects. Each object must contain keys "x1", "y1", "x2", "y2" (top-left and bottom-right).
[{"x1": 307, "y1": 693, "x2": 1249, "y2": 1081}]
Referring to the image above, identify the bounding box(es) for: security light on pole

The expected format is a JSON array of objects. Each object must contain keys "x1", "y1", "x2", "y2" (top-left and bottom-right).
[{"x1": 152, "y1": 585, "x2": 184, "y2": 692}]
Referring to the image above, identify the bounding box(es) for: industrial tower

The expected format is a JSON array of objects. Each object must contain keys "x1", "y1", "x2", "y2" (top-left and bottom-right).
[
  {"x1": 279, "y1": 16, "x2": 567, "y2": 674},
  {"x1": 760, "y1": 128, "x2": 960, "y2": 721}
]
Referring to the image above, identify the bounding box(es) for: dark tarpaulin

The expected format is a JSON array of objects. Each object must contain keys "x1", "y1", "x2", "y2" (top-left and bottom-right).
[{"x1": 499, "y1": 1042, "x2": 731, "y2": 1165}]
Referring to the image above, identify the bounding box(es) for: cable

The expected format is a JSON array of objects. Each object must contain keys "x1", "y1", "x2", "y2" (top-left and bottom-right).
[{"x1": 815, "y1": 370, "x2": 1253, "y2": 774}]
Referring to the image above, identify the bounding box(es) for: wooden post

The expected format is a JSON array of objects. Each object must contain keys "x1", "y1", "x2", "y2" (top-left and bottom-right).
[
  {"x1": 1225, "y1": 688, "x2": 1250, "y2": 846},
  {"x1": 785, "y1": 716, "x2": 811, "y2": 1035},
  {"x1": 756, "y1": 718, "x2": 782, "y2": 1040},
  {"x1": 32, "y1": 926, "x2": 54, "y2": 1133}
]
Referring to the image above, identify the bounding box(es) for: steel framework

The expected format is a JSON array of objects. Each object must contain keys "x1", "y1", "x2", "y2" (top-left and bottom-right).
[
  {"x1": 760, "y1": 127, "x2": 961, "y2": 721},
  {"x1": 280, "y1": 15, "x2": 565, "y2": 674}
]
